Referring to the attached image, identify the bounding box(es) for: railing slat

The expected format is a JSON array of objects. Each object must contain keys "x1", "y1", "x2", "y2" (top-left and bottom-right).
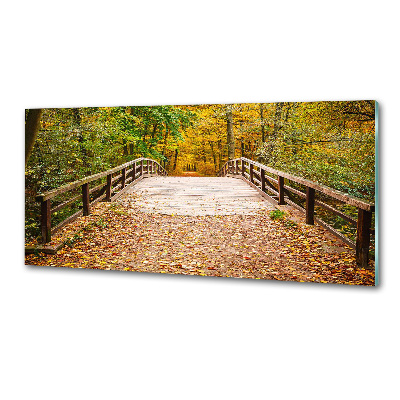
[
  {"x1": 356, "y1": 209, "x2": 372, "y2": 268},
  {"x1": 306, "y1": 187, "x2": 315, "y2": 225},
  {"x1": 261, "y1": 169, "x2": 266, "y2": 193},
  {"x1": 278, "y1": 176, "x2": 285, "y2": 205},
  {"x1": 315, "y1": 199, "x2": 357, "y2": 226},
  {"x1": 50, "y1": 193, "x2": 81, "y2": 213},
  {"x1": 106, "y1": 174, "x2": 112, "y2": 202},
  {"x1": 41, "y1": 199, "x2": 51, "y2": 243},
  {"x1": 121, "y1": 168, "x2": 126, "y2": 189},
  {"x1": 82, "y1": 183, "x2": 90, "y2": 216},
  {"x1": 132, "y1": 165, "x2": 136, "y2": 180}
]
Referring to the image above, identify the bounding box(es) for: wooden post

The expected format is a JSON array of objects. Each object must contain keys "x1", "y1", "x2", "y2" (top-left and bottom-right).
[
  {"x1": 250, "y1": 163, "x2": 254, "y2": 183},
  {"x1": 106, "y1": 174, "x2": 112, "y2": 201},
  {"x1": 305, "y1": 187, "x2": 315, "y2": 225},
  {"x1": 121, "y1": 168, "x2": 126, "y2": 189},
  {"x1": 235, "y1": 160, "x2": 239, "y2": 174},
  {"x1": 356, "y1": 209, "x2": 372, "y2": 268},
  {"x1": 261, "y1": 169, "x2": 266, "y2": 192},
  {"x1": 140, "y1": 160, "x2": 143, "y2": 176},
  {"x1": 242, "y1": 160, "x2": 245, "y2": 177},
  {"x1": 82, "y1": 183, "x2": 90, "y2": 216},
  {"x1": 132, "y1": 163, "x2": 136, "y2": 181},
  {"x1": 278, "y1": 176, "x2": 285, "y2": 205},
  {"x1": 41, "y1": 199, "x2": 51, "y2": 243}
]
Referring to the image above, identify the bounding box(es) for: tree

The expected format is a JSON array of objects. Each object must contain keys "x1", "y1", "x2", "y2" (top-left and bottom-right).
[
  {"x1": 25, "y1": 109, "x2": 42, "y2": 166},
  {"x1": 226, "y1": 104, "x2": 235, "y2": 160}
]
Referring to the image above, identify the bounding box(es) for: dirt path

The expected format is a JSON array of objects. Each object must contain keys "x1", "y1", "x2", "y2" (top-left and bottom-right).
[
  {"x1": 25, "y1": 199, "x2": 375, "y2": 285},
  {"x1": 177, "y1": 172, "x2": 202, "y2": 177}
]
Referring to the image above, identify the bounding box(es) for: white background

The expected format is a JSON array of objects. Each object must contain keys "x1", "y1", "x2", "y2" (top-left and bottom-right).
[{"x1": 1, "y1": 1, "x2": 399, "y2": 399}]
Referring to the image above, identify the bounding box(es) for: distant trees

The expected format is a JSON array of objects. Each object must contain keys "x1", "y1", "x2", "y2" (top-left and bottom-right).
[{"x1": 171, "y1": 101, "x2": 375, "y2": 201}]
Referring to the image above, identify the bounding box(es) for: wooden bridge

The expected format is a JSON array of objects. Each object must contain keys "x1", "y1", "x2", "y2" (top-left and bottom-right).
[{"x1": 33, "y1": 157, "x2": 375, "y2": 268}]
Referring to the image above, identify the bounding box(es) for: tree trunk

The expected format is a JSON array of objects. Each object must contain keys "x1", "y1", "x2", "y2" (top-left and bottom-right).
[
  {"x1": 173, "y1": 148, "x2": 178, "y2": 170},
  {"x1": 73, "y1": 108, "x2": 89, "y2": 171},
  {"x1": 268, "y1": 102, "x2": 284, "y2": 159},
  {"x1": 209, "y1": 142, "x2": 217, "y2": 173},
  {"x1": 260, "y1": 103, "x2": 265, "y2": 142},
  {"x1": 25, "y1": 109, "x2": 43, "y2": 166},
  {"x1": 217, "y1": 140, "x2": 223, "y2": 170},
  {"x1": 142, "y1": 123, "x2": 148, "y2": 147},
  {"x1": 149, "y1": 123, "x2": 158, "y2": 150},
  {"x1": 226, "y1": 104, "x2": 235, "y2": 160},
  {"x1": 162, "y1": 125, "x2": 169, "y2": 169},
  {"x1": 162, "y1": 125, "x2": 169, "y2": 155}
]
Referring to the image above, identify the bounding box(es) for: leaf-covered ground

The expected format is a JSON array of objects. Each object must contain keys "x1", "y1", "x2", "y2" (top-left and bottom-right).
[{"x1": 25, "y1": 201, "x2": 375, "y2": 286}]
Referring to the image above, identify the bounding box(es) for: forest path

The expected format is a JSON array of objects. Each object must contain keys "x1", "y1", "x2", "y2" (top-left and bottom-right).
[
  {"x1": 118, "y1": 176, "x2": 275, "y2": 216},
  {"x1": 25, "y1": 177, "x2": 374, "y2": 285},
  {"x1": 25, "y1": 175, "x2": 374, "y2": 285}
]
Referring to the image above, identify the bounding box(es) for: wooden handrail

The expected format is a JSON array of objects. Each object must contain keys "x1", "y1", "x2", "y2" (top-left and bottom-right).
[
  {"x1": 36, "y1": 158, "x2": 162, "y2": 202},
  {"x1": 239, "y1": 157, "x2": 374, "y2": 211},
  {"x1": 37, "y1": 158, "x2": 167, "y2": 244},
  {"x1": 219, "y1": 157, "x2": 375, "y2": 269}
]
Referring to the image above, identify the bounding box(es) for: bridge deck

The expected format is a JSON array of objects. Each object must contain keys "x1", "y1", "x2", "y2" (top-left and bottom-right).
[
  {"x1": 25, "y1": 175, "x2": 375, "y2": 285},
  {"x1": 118, "y1": 176, "x2": 275, "y2": 215}
]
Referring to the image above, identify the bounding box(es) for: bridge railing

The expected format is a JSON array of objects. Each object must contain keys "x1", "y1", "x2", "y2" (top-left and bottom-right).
[
  {"x1": 218, "y1": 157, "x2": 375, "y2": 268},
  {"x1": 36, "y1": 158, "x2": 167, "y2": 244}
]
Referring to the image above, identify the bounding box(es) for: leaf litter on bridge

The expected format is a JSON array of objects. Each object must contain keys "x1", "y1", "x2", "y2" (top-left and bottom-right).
[{"x1": 25, "y1": 201, "x2": 375, "y2": 285}]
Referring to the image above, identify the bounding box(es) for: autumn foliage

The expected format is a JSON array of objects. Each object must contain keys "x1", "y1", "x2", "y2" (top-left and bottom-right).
[{"x1": 25, "y1": 101, "x2": 375, "y2": 246}]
